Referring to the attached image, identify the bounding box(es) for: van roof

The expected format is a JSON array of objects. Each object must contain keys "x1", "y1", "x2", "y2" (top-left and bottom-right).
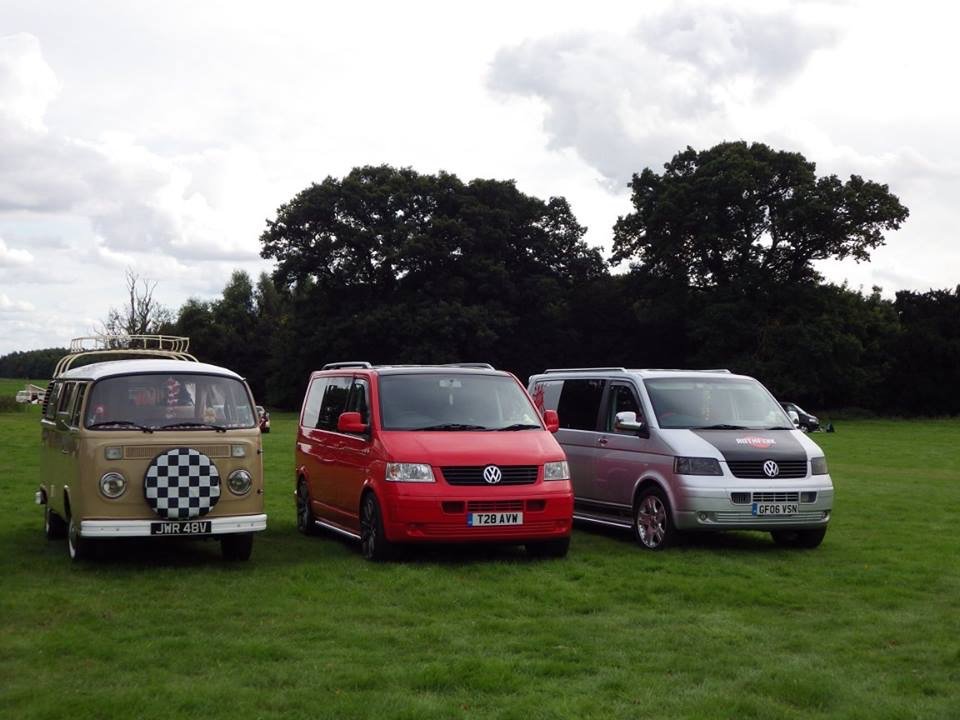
[
  {"x1": 57, "y1": 359, "x2": 244, "y2": 382},
  {"x1": 533, "y1": 368, "x2": 750, "y2": 380}
]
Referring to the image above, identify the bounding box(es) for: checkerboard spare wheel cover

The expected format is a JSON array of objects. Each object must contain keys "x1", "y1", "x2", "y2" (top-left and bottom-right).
[{"x1": 144, "y1": 448, "x2": 221, "y2": 520}]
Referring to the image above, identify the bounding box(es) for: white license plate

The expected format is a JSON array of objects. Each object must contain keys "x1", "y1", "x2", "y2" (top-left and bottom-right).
[
  {"x1": 150, "y1": 520, "x2": 212, "y2": 536},
  {"x1": 752, "y1": 503, "x2": 799, "y2": 516},
  {"x1": 467, "y1": 512, "x2": 523, "y2": 527}
]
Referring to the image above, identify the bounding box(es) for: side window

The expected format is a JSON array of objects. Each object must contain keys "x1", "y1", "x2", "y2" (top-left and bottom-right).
[
  {"x1": 69, "y1": 384, "x2": 88, "y2": 428},
  {"x1": 317, "y1": 377, "x2": 351, "y2": 431},
  {"x1": 555, "y1": 379, "x2": 606, "y2": 431},
  {"x1": 44, "y1": 382, "x2": 61, "y2": 420},
  {"x1": 530, "y1": 380, "x2": 562, "y2": 416},
  {"x1": 345, "y1": 378, "x2": 370, "y2": 425},
  {"x1": 606, "y1": 383, "x2": 644, "y2": 433},
  {"x1": 57, "y1": 382, "x2": 76, "y2": 418},
  {"x1": 301, "y1": 378, "x2": 327, "y2": 429}
]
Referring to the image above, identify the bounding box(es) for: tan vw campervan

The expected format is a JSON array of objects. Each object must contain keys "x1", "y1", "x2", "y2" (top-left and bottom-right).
[{"x1": 36, "y1": 336, "x2": 266, "y2": 561}]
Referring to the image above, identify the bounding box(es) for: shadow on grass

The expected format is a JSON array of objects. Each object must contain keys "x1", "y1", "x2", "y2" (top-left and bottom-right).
[{"x1": 572, "y1": 517, "x2": 783, "y2": 553}]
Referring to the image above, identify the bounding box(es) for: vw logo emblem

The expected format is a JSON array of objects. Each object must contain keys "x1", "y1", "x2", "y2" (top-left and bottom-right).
[
  {"x1": 763, "y1": 460, "x2": 780, "y2": 478},
  {"x1": 482, "y1": 465, "x2": 503, "y2": 484}
]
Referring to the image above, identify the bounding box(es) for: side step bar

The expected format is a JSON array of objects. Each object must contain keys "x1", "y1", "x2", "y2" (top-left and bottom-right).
[
  {"x1": 573, "y1": 513, "x2": 632, "y2": 530},
  {"x1": 314, "y1": 518, "x2": 361, "y2": 541}
]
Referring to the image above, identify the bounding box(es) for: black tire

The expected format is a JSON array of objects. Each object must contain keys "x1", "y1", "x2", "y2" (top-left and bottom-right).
[
  {"x1": 67, "y1": 513, "x2": 92, "y2": 562},
  {"x1": 525, "y1": 537, "x2": 570, "y2": 559},
  {"x1": 633, "y1": 486, "x2": 677, "y2": 550},
  {"x1": 772, "y1": 527, "x2": 826, "y2": 549},
  {"x1": 44, "y1": 505, "x2": 67, "y2": 540},
  {"x1": 360, "y1": 492, "x2": 395, "y2": 561},
  {"x1": 296, "y1": 479, "x2": 320, "y2": 536},
  {"x1": 221, "y1": 533, "x2": 254, "y2": 561}
]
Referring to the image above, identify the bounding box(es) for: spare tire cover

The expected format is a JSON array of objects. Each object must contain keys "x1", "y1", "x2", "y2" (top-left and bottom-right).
[{"x1": 144, "y1": 448, "x2": 221, "y2": 520}]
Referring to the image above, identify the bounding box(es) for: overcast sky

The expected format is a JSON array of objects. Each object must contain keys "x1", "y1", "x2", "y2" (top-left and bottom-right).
[{"x1": 1, "y1": 0, "x2": 958, "y2": 355}]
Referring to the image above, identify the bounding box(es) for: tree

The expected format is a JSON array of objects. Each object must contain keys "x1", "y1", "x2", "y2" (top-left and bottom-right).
[
  {"x1": 611, "y1": 142, "x2": 909, "y2": 289},
  {"x1": 99, "y1": 268, "x2": 173, "y2": 336}
]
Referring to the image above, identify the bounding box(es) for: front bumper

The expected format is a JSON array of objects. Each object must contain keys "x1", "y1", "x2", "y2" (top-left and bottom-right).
[
  {"x1": 673, "y1": 478, "x2": 833, "y2": 531},
  {"x1": 80, "y1": 513, "x2": 268, "y2": 538}
]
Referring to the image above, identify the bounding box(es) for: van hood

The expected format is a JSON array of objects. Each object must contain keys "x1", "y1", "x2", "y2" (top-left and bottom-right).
[
  {"x1": 658, "y1": 428, "x2": 817, "y2": 462},
  {"x1": 381, "y1": 430, "x2": 565, "y2": 465}
]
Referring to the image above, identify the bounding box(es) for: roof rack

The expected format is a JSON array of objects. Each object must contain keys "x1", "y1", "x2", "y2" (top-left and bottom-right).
[
  {"x1": 543, "y1": 367, "x2": 628, "y2": 374},
  {"x1": 322, "y1": 361, "x2": 373, "y2": 370},
  {"x1": 53, "y1": 335, "x2": 198, "y2": 377},
  {"x1": 442, "y1": 363, "x2": 495, "y2": 370}
]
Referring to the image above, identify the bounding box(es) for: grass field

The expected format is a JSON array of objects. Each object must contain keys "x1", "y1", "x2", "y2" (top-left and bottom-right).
[{"x1": 1, "y1": 378, "x2": 958, "y2": 719}]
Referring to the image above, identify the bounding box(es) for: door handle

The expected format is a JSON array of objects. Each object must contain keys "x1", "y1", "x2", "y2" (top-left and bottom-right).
[{"x1": 597, "y1": 437, "x2": 609, "y2": 447}]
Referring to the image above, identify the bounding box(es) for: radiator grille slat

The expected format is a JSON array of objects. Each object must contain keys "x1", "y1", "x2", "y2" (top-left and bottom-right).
[
  {"x1": 727, "y1": 460, "x2": 808, "y2": 479},
  {"x1": 441, "y1": 465, "x2": 539, "y2": 485}
]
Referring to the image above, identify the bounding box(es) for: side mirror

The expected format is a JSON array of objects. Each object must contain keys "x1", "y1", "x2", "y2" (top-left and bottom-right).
[
  {"x1": 337, "y1": 411, "x2": 368, "y2": 434},
  {"x1": 787, "y1": 410, "x2": 800, "y2": 428},
  {"x1": 615, "y1": 411, "x2": 646, "y2": 434},
  {"x1": 543, "y1": 409, "x2": 560, "y2": 433}
]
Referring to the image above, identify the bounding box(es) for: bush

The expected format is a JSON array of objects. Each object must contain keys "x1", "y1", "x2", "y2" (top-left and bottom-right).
[{"x1": 0, "y1": 396, "x2": 26, "y2": 413}]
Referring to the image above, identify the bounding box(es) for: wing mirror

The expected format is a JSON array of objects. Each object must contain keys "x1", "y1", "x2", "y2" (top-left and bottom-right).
[
  {"x1": 615, "y1": 411, "x2": 646, "y2": 435},
  {"x1": 543, "y1": 409, "x2": 560, "y2": 433},
  {"x1": 787, "y1": 410, "x2": 800, "y2": 428},
  {"x1": 337, "y1": 411, "x2": 369, "y2": 434}
]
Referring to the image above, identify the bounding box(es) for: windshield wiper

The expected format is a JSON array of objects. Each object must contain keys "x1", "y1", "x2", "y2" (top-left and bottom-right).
[
  {"x1": 87, "y1": 420, "x2": 154, "y2": 433},
  {"x1": 696, "y1": 424, "x2": 749, "y2": 430},
  {"x1": 495, "y1": 423, "x2": 542, "y2": 431},
  {"x1": 415, "y1": 423, "x2": 489, "y2": 431},
  {"x1": 158, "y1": 421, "x2": 227, "y2": 433},
  {"x1": 763, "y1": 426, "x2": 795, "y2": 430}
]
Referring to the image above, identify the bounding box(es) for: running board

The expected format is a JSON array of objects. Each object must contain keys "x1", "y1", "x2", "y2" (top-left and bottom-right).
[
  {"x1": 314, "y1": 518, "x2": 361, "y2": 540},
  {"x1": 573, "y1": 513, "x2": 632, "y2": 530}
]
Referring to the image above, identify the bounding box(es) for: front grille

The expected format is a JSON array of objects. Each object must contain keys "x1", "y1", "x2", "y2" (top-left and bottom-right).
[
  {"x1": 441, "y1": 465, "x2": 539, "y2": 485},
  {"x1": 712, "y1": 511, "x2": 825, "y2": 525},
  {"x1": 467, "y1": 500, "x2": 524, "y2": 513},
  {"x1": 731, "y1": 492, "x2": 751, "y2": 504},
  {"x1": 752, "y1": 491, "x2": 800, "y2": 503},
  {"x1": 727, "y1": 460, "x2": 808, "y2": 479},
  {"x1": 124, "y1": 445, "x2": 231, "y2": 459}
]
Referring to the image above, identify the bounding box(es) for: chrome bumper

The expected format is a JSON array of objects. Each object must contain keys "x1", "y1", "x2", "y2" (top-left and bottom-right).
[{"x1": 80, "y1": 514, "x2": 268, "y2": 538}]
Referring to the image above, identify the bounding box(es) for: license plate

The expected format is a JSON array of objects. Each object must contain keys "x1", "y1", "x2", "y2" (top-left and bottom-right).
[
  {"x1": 150, "y1": 520, "x2": 212, "y2": 536},
  {"x1": 751, "y1": 503, "x2": 799, "y2": 516},
  {"x1": 467, "y1": 512, "x2": 523, "y2": 527}
]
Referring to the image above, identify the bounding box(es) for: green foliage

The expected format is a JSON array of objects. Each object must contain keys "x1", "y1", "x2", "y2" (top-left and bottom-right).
[{"x1": 0, "y1": 348, "x2": 64, "y2": 379}]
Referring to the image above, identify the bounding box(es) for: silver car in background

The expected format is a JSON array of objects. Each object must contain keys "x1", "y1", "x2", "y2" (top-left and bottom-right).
[{"x1": 528, "y1": 368, "x2": 834, "y2": 550}]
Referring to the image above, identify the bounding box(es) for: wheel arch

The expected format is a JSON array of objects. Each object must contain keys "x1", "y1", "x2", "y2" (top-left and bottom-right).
[{"x1": 631, "y1": 476, "x2": 676, "y2": 518}]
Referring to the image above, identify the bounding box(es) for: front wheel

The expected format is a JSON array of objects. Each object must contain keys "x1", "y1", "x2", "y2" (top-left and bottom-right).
[
  {"x1": 67, "y1": 514, "x2": 92, "y2": 561},
  {"x1": 221, "y1": 533, "x2": 254, "y2": 561},
  {"x1": 633, "y1": 487, "x2": 677, "y2": 550},
  {"x1": 296, "y1": 480, "x2": 320, "y2": 535},
  {"x1": 526, "y1": 537, "x2": 570, "y2": 559},
  {"x1": 45, "y1": 505, "x2": 67, "y2": 540},
  {"x1": 360, "y1": 493, "x2": 395, "y2": 561}
]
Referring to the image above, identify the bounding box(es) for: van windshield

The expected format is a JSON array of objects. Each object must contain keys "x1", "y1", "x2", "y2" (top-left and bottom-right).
[
  {"x1": 644, "y1": 377, "x2": 793, "y2": 430},
  {"x1": 84, "y1": 373, "x2": 256, "y2": 430},
  {"x1": 379, "y1": 374, "x2": 542, "y2": 431}
]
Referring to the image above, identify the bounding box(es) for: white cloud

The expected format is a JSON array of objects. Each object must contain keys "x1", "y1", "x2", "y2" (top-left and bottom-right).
[
  {"x1": 0, "y1": 292, "x2": 34, "y2": 312},
  {"x1": 0, "y1": 236, "x2": 33, "y2": 266}
]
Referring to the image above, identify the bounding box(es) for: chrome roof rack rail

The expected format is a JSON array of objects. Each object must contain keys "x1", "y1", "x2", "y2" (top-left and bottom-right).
[
  {"x1": 322, "y1": 361, "x2": 374, "y2": 370},
  {"x1": 442, "y1": 363, "x2": 495, "y2": 370},
  {"x1": 542, "y1": 367, "x2": 629, "y2": 374},
  {"x1": 54, "y1": 335, "x2": 198, "y2": 377}
]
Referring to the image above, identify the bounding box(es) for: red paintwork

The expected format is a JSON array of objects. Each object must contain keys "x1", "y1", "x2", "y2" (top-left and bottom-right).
[
  {"x1": 543, "y1": 409, "x2": 560, "y2": 433},
  {"x1": 296, "y1": 369, "x2": 573, "y2": 545}
]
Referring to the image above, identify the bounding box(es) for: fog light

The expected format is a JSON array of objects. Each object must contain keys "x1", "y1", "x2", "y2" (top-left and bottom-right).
[
  {"x1": 105, "y1": 446, "x2": 122, "y2": 460},
  {"x1": 99, "y1": 472, "x2": 127, "y2": 499},
  {"x1": 801, "y1": 491, "x2": 817, "y2": 503},
  {"x1": 822, "y1": 511, "x2": 830, "y2": 520},
  {"x1": 227, "y1": 469, "x2": 253, "y2": 495},
  {"x1": 697, "y1": 512, "x2": 708, "y2": 521},
  {"x1": 231, "y1": 445, "x2": 246, "y2": 458}
]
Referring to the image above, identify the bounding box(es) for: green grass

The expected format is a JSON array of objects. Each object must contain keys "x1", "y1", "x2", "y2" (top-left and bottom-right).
[{"x1": 1, "y1": 394, "x2": 958, "y2": 719}]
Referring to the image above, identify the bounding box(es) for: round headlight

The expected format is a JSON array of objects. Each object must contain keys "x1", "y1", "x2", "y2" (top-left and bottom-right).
[
  {"x1": 227, "y1": 469, "x2": 253, "y2": 495},
  {"x1": 99, "y1": 472, "x2": 127, "y2": 499}
]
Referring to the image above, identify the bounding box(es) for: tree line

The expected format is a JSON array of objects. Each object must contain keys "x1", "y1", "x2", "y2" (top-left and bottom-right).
[{"x1": 2, "y1": 142, "x2": 958, "y2": 416}]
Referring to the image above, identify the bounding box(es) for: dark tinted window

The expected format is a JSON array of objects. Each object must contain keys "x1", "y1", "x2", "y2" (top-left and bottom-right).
[
  {"x1": 345, "y1": 378, "x2": 370, "y2": 425},
  {"x1": 606, "y1": 383, "x2": 643, "y2": 433},
  {"x1": 317, "y1": 377, "x2": 351, "y2": 431},
  {"x1": 556, "y1": 379, "x2": 605, "y2": 431}
]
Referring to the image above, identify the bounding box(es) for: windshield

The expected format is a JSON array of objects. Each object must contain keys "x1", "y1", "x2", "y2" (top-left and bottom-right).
[
  {"x1": 644, "y1": 377, "x2": 793, "y2": 430},
  {"x1": 85, "y1": 373, "x2": 256, "y2": 430},
  {"x1": 379, "y1": 373, "x2": 543, "y2": 431}
]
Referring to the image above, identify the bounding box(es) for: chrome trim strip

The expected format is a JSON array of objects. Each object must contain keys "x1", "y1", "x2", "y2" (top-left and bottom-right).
[
  {"x1": 314, "y1": 518, "x2": 361, "y2": 540},
  {"x1": 573, "y1": 513, "x2": 632, "y2": 529}
]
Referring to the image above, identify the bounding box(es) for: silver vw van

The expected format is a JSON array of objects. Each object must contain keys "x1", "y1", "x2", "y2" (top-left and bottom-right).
[{"x1": 528, "y1": 368, "x2": 833, "y2": 550}]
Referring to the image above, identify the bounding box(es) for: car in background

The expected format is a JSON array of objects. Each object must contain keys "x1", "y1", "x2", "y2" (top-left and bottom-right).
[
  {"x1": 256, "y1": 405, "x2": 271, "y2": 433},
  {"x1": 780, "y1": 402, "x2": 820, "y2": 432}
]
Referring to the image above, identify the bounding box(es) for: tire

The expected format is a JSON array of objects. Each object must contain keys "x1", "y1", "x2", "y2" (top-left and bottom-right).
[
  {"x1": 221, "y1": 533, "x2": 254, "y2": 561},
  {"x1": 67, "y1": 513, "x2": 92, "y2": 562},
  {"x1": 44, "y1": 505, "x2": 67, "y2": 540},
  {"x1": 633, "y1": 486, "x2": 676, "y2": 550},
  {"x1": 525, "y1": 537, "x2": 570, "y2": 559},
  {"x1": 296, "y1": 479, "x2": 320, "y2": 536},
  {"x1": 359, "y1": 492, "x2": 395, "y2": 561},
  {"x1": 771, "y1": 527, "x2": 827, "y2": 549}
]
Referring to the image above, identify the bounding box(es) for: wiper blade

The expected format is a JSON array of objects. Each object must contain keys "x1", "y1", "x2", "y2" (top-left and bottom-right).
[
  {"x1": 495, "y1": 423, "x2": 542, "y2": 431},
  {"x1": 158, "y1": 421, "x2": 227, "y2": 433},
  {"x1": 87, "y1": 420, "x2": 154, "y2": 433},
  {"x1": 696, "y1": 424, "x2": 749, "y2": 430},
  {"x1": 763, "y1": 426, "x2": 795, "y2": 430},
  {"x1": 415, "y1": 423, "x2": 489, "y2": 431}
]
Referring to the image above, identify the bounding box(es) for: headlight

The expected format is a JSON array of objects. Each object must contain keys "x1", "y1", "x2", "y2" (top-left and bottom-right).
[
  {"x1": 104, "y1": 446, "x2": 122, "y2": 460},
  {"x1": 544, "y1": 460, "x2": 570, "y2": 481},
  {"x1": 99, "y1": 472, "x2": 127, "y2": 498},
  {"x1": 811, "y1": 456, "x2": 829, "y2": 475},
  {"x1": 674, "y1": 457, "x2": 723, "y2": 476},
  {"x1": 385, "y1": 463, "x2": 435, "y2": 483},
  {"x1": 231, "y1": 445, "x2": 246, "y2": 458},
  {"x1": 227, "y1": 469, "x2": 254, "y2": 495}
]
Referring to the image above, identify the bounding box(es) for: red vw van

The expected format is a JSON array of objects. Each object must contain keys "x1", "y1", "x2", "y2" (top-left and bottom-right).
[{"x1": 294, "y1": 363, "x2": 573, "y2": 560}]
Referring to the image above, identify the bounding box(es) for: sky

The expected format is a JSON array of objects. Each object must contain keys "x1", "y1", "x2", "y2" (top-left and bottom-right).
[{"x1": 1, "y1": 0, "x2": 958, "y2": 355}]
